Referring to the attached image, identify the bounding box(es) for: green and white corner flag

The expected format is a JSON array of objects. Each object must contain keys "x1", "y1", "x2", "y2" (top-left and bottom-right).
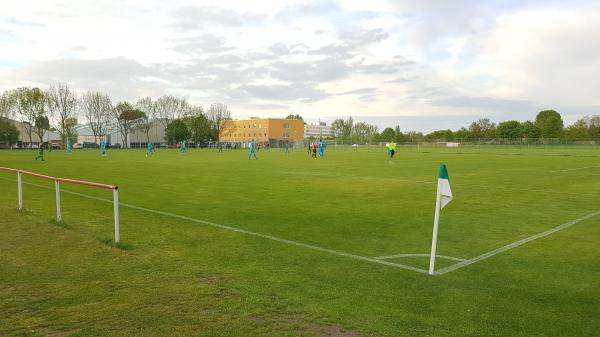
[
  {"x1": 429, "y1": 164, "x2": 452, "y2": 275},
  {"x1": 437, "y1": 164, "x2": 453, "y2": 209}
]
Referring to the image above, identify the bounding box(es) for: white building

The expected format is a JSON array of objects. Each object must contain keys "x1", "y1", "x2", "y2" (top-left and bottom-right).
[{"x1": 304, "y1": 122, "x2": 333, "y2": 139}]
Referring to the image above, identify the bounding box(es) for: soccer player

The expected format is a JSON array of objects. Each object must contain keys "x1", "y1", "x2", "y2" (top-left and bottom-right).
[
  {"x1": 35, "y1": 144, "x2": 45, "y2": 161},
  {"x1": 389, "y1": 141, "x2": 396, "y2": 159},
  {"x1": 318, "y1": 139, "x2": 324, "y2": 158},
  {"x1": 181, "y1": 141, "x2": 187, "y2": 153},
  {"x1": 146, "y1": 142, "x2": 154, "y2": 157},
  {"x1": 284, "y1": 142, "x2": 289, "y2": 154},
  {"x1": 248, "y1": 139, "x2": 258, "y2": 160},
  {"x1": 312, "y1": 142, "x2": 317, "y2": 158},
  {"x1": 101, "y1": 141, "x2": 107, "y2": 157},
  {"x1": 386, "y1": 143, "x2": 390, "y2": 157},
  {"x1": 67, "y1": 141, "x2": 72, "y2": 153}
]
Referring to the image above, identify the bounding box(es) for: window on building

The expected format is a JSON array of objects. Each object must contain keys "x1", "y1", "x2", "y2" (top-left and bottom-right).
[
  {"x1": 283, "y1": 132, "x2": 289, "y2": 138},
  {"x1": 283, "y1": 123, "x2": 290, "y2": 129}
]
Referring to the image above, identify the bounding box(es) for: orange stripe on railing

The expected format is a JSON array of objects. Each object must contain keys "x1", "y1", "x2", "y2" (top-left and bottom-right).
[{"x1": 0, "y1": 167, "x2": 118, "y2": 190}]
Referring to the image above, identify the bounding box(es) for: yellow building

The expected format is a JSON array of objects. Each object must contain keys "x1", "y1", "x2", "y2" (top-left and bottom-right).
[{"x1": 219, "y1": 118, "x2": 304, "y2": 143}]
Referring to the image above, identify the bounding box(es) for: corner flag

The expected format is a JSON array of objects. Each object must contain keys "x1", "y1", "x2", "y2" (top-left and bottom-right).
[
  {"x1": 437, "y1": 164, "x2": 453, "y2": 209},
  {"x1": 429, "y1": 164, "x2": 453, "y2": 275}
]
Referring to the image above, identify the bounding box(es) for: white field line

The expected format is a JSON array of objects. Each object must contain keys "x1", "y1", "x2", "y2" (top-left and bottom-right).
[
  {"x1": 550, "y1": 165, "x2": 600, "y2": 173},
  {"x1": 374, "y1": 253, "x2": 466, "y2": 262},
  {"x1": 0, "y1": 176, "x2": 428, "y2": 274},
  {"x1": 3, "y1": 176, "x2": 597, "y2": 276},
  {"x1": 435, "y1": 210, "x2": 600, "y2": 275}
]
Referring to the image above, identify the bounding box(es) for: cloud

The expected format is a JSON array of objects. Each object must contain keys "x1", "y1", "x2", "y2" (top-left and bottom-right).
[
  {"x1": 170, "y1": 6, "x2": 266, "y2": 29},
  {"x1": 0, "y1": 29, "x2": 15, "y2": 40},
  {"x1": 307, "y1": 44, "x2": 355, "y2": 59},
  {"x1": 4, "y1": 17, "x2": 46, "y2": 27},
  {"x1": 0, "y1": 58, "x2": 163, "y2": 100},
  {"x1": 431, "y1": 95, "x2": 536, "y2": 111},
  {"x1": 237, "y1": 82, "x2": 328, "y2": 102},
  {"x1": 172, "y1": 34, "x2": 234, "y2": 55},
  {"x1": 335, "y1": 87, "x2": 377, "y2": 95},
  {"x1": 385, "y1": 76, "x2": 416, "y2": 84},
  {"x1": 236, "y1": 103, "x2": 290, "y2": 110},
  {"x1": 339, "y1": 28, "x2": 389, "y2": 45},
  {"x1": 269, "y1": 58, "x2": 351, "y2": 83},
  {"x1": 275, "y1": 2, "x2": 341, "y2": 21}
]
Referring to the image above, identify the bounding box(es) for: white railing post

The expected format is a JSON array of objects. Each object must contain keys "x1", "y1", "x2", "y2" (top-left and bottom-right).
[
  {"x1": 55, "y1": 181, "x2": 61, "y2": 222},
  {"x1": 113, "y1": 188, "x2": 120, "y2": 242},
  {"x1": 17, "y1": 172, "x2": 23, "y2": 210}
]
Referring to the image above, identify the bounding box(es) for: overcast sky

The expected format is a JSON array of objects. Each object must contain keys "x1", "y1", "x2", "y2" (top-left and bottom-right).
[{"x1": 1, "y1": 0, "x2": 599, "y2": 131}]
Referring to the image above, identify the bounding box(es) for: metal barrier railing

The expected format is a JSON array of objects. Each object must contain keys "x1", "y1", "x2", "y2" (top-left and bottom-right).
[{"x1": 0, "y1": 167, "x2": 121, "y2": 242}]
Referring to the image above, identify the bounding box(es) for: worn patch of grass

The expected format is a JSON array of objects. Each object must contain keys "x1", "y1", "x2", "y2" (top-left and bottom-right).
[
  {"x1": 97, "y1": 237, "x2": 134, "y2": 250},
  {"x1": 49, "y1": 218, "x2": 72, "y2": 230}
]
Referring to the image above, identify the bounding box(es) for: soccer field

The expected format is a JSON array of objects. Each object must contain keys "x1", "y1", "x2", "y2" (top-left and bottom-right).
[{"x1": 1, "y1": 146, "x2": 599, "y2": 336}]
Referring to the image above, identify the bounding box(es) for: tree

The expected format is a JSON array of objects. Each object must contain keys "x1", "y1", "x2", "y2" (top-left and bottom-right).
[
  {"x1": 207, "y1": 103, "x2": 233, "y2": 141},
  {"x1": 155, "y1": 95, "x2": 186, "y2": 129},
  {"x1": 285, "y1": 114, "x2": 303, "y2": 120},
  {"x1": 81, "y1": 91, "x2": 112, "y2": 144},
  {"x1": 34, "y1": 115, "x2": 50, "y2": 144},
  {"x1": 535, "y1": 110, "x2": 564, "y2": 138},
  {"x1": 454, "y1": 127, "x2": 470, "y2": 141},
  {"x1": 468, "y1": 118, "x2": 496, "y2": 140},
  {"x1": 425, "y1": 129, "x2": 454, "y2": 141},
  {"x1": 0, "y1": 118, "x2": 19, "y2": 146},
  {"x1": 9, "y1": 87, "x2": 46, "y2": 147},
  {"x1": 404, "y1": 131, "x2": 424, "y2": 142},
  {"x1": 378, "y1": 127, "x2": 396, "y2": 141},
  {"x1": 496, "y1": 120, "x2": 522, "y2": 139},
  {"x1": 565, "y1": 118, "x2": 589, "y2": 141},
  {"x1": 112, "y1": 101, "x2": 144, "y2": 148},
  {"x1": 331, "y1": 117, "x2": 353, "y2": 142},
  {"x1": 0, "y1": 91, "x2": 15, "y2": 119},
  {"x1": 352, "y1": 122, "x2": 378, "y2": 144},
  {"x1": 64, "y1": 117, "x2": 78, "y2": 146},
  {"x1": 520, "y1": 121, "x2": 540, "y2": 139},
  {"x1": 588, "y1": 116, "x2": 600, "y2": 143},
  {"x1": 165, "y1": 119, "x2": 190, "y2": 144},
  {"x1": 45, "y1": 82, "x2": 78, "y2": 148},
  {"x1": 187, "y1": 114, "x2": 212, "y2": 143},
  {"x1": 135, "y1": 97, "x2": 157, "y2": 144}
]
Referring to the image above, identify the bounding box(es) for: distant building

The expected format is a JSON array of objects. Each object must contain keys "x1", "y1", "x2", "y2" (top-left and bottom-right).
[
  {"x1": 74, "y1": 121, "x2": 165, "y2": 148},
  {"x1": 219, "y1": 118, "x2": 304, "y2": 144},
  {"x1": 304, "y1": 121, "x2": 333, "y2": 139},
  {"x1": 2, "y1": 118, "x2": 62, "y2": 148},
  {"x1": 128, "y1": 120, "x2": 167, "y2": 147}
]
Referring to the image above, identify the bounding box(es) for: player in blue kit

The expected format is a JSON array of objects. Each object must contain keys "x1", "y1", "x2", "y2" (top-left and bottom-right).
[
  {"x1": 181, "y1": 141, "x2": 187, "y2": 153},
  {"x1": 248, "y1": 140, "x2": 258, "y2": 160},
  {"x1": 318, "y1": 139, "x2": 324, "y2": 158},
  {"x1": 100, "y1": 141, "x2": 107, "y2": 157},
  {"x1": 146, "y1": 143, "x2": 155, "y2": 157}
]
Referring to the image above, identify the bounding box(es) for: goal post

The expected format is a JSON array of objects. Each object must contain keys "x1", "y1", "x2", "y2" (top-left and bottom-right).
[{"x1": 0, "y1": 167, "x2": 121, "y2": 242}]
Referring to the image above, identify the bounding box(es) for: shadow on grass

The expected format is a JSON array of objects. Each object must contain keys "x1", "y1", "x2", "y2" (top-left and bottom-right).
[
  {"x1": 49, "y1": 218, "x2": 73, "y2": 230},
  {"x1": 97, "y1": 237, "x2": 134, "y2": 250}
]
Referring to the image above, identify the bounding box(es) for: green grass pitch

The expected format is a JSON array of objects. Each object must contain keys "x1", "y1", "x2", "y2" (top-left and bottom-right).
[{"x1": 1, "y1": 146, "x2": 599, "y2": 336}]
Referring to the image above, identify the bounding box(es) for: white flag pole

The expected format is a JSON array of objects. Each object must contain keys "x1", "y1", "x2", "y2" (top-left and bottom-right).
[{"x1": 429, "y1": 185, "x2": 442, "y2": 275}]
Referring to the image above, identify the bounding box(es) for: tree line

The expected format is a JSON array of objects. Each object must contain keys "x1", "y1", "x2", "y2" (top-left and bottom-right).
[
  {"x1": 330, "y1": 110, "x2": 600, "y2": 144},
  {"x1": 0, "y1": 83, "x2": 232, "y2": 148}
]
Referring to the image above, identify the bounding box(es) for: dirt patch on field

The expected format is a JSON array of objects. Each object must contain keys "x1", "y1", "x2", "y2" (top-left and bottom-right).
[
  {"x1": 309, "y1": 324, "x2": 363, "y2": 337},
  {"x1": 251, "y1": 313, "x2": 364, "y2": 337},
  {"x1": 193, "y1": 273, "x2": 224, "y2": 287}
]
